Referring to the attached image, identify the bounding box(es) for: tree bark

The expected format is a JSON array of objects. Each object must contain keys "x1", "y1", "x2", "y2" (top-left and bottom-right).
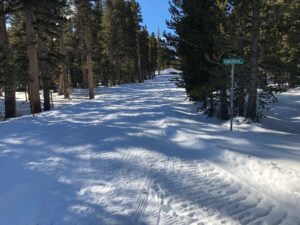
[
  {"x1": 220, "y1": 87, "x2": 229, "y2": 120},
  {"x1": 247, "y1": 0, "x2": 260, "y2": 121},
  {"x1": 59, "y1": 34, "x2": 70, "y2": 99},
  {"x1": 80, "y1": 50, "x2": 88, "y2": 87},
  {"x1": 238, "y1": 88, "x2": 246, "y2": 117},
  {"x1": 25, "y1": 4, "x2": 42, "y2": 114},
  {"x1": 86, "y1": 51, "x2": 94, "y2": 99},
  {"x1": 136, "y1": 35, "x2": 143, "y2": 83},
  {"x1": 83, "y1": 5, "x2": 94, "y2": 99},
  {"x1": 39, "y1": 42, "x2": 51, "y2": 111},
  {"x1": 64, "y1": 53, "x2": 71, "y2": 99},
  {"x1": 85, "y1": 29, "x2": 95, "y2": 99},
  {"x1": 58, "y1": 35, "x2": 64, "y2": 96},
  {"x1": 58, "y1": 71, "x2": 64, "y2": 95},
  {"x1": 0, "y1": 0, "x2": 16, "y2": 118}
]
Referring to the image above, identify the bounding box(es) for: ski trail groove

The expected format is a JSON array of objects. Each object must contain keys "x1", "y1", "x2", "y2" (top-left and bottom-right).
[{"x1": 149, "y1": 156, "x2": 300, "y2": 225}]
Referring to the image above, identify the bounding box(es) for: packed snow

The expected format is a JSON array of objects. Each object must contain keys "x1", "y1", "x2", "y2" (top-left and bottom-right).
[
  {"x1": 0, "y1": 72, "x2": 300, "y2": 225},
  {"x1": 0, "y1": 89, "x2": 88, "y2": 118}
]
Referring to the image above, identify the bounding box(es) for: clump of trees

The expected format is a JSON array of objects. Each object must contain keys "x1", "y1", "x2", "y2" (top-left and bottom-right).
[
  {"x1": 0, "y1": 0, "x2": 175, "y2": 119},
  {"x1": 167, "y1": 0, "x2": 300, "y2": 121}
]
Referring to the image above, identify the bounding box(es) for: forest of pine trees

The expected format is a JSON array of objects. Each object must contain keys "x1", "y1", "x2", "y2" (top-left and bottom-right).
[
  {"x1": 0, "y1": 0, "x2": 174, "y2": 119},
  {"x1": 2, "y1": 0, "x2": 299, "y2": 122},
  {"x1": 167, "y1": 0, "x2": 300, "y2": 121}
]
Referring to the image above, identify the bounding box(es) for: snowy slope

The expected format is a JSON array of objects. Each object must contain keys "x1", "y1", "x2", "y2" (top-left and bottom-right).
[{"x1": 0, "y1": 74, "x2": 300, "y2": 225}]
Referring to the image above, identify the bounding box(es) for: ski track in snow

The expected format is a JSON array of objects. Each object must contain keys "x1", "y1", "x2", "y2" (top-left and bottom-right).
[{"x1": 0, "y1": 72, "x2": 300, "y2": 225}]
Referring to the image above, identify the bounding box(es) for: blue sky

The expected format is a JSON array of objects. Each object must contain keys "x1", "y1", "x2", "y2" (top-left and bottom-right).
[{"x1": 137, "y1": 0, "x2": 172, "y2": 35}]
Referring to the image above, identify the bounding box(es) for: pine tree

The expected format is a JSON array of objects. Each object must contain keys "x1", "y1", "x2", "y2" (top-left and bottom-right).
[
  {"x1": 93, "y1": 0, "x2": 104, "y2": 85},
  {"x1": 167, "y1": 0, "x2": 216, "y2": 104},
  {"x1": 75, "y1": 0, "x2": 95, "y2": 99},
  {"x1": 247, "y1": 0, "x2": 261, "y2": 120},
  {"x1": 100, "y1": 0, "x2": 144, "y2": 85},
  {"x1": 36, "y1": 1, "x2": 67, "y2": 110},
  {"x1": 0, "y1": 0, "x2": 16, "y2": 118},
  {"x1": 148, "y1": 32, "x2": 157, "y2": 78},
  {"x1": 129, "y1": 0, "x2": 143, "y2": 82},
  {"x1": 156, "y1": 28, "x2": 163, "y2": 75},
  {"x1": 24, "y1": 1, "x2": 42, "y2": 114},
  {"x1": 139, "y1": 26, "x2": 150, "y2": 80},
  {"x1": 9, "y1": 11, "x2": 28, "y2": 93},
  {"x1": 101, "y1": 0, "x2": 119, "y2": 85}
]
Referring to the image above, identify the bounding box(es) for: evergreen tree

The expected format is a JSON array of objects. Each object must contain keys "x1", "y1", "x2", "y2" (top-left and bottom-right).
[
  {"x1": 167, "y1": 0, "x2": 299, "y2": 121},
  {"x1": 75, "y1": 0, "x2": 95, "y2": 99},
  {"x1": 35, "y1": 0, "x2": 67, "y2": 110},
  {"x1": 139, "y1": 26, "x2": 150, "y2": 80},
  {"x1": 100, "y1": 0, "x2": 145, "y2": 84},
  {"x1": 0, "y1": 0, "x2": 16, "y2": 118},
  {"x1": 246, "y1": 0, "x2": 261, "y2": 120},
  {"x1": 156, "y1": 28, "x2": 163, "y2": 75},
  {"x1": 129, "y1": 0, "x2": 143, "y2": 82},
  {"x1": 167, "y1": 0, "x2": 217, "y2": 105},
  {"x1": 23, "y1": 1, "x2": 42, "y2": 114},
  {"x1": 148, "y1": 32, "x2": 157, "y2": 78},
  {"x1": 58, "y1": 2, "x2": 72, "y2": 99},
  {"x1": 92, "y1": 0, "x2": 104, "y2": 85},
  {"x1": 9, "y1": 11, "x2": 28, "y2": 93}
]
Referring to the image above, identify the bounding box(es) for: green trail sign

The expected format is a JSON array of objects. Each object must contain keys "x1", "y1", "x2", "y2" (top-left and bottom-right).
[
  {"x1": 223, "y1": 58, "x2": 245, "y2": 65},
  {"x1": 222, "y1": 57, "x2": 244, "y2": 131}
]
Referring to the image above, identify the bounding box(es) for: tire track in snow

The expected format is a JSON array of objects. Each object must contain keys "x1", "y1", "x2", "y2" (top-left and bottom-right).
[
  {"x1": 207, "y1": 159, "x2": 300, "y2": 225},
  {"x1": 68, "y1": 149, "x2": 135, "y2": 225},
  {"x1": 130, "y1": 151, "x2": 163, "y2": 225},
  {"x1": 131, "y1": 175, "x2": 152, "y2": 224},
  {"x1": 150, "y1": 104, "x2": 300, "y2": 225},
  {"x1": 149, "y1": 155, "x2": 300, "y2": 225}
]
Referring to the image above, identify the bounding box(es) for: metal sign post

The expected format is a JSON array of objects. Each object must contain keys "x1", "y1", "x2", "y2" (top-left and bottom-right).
[
  {"x1": 222, "y1": 58, "x2": 245, "y2": 131},
  {"x1": 230, "y1": 64, "x2": 235, "y2": 131}
]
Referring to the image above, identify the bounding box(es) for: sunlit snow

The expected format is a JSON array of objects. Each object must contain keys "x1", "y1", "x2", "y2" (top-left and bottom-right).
[{"x1": 0, "y1": 70, "x2": 300, "y2": 225}]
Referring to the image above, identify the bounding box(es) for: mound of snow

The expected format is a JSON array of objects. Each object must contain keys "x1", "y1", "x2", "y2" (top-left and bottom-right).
[{"x1": 159, "y1": 68, "x2": 182, "y2": 75}]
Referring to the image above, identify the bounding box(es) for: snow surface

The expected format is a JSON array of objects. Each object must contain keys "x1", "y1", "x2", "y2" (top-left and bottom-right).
[
  {"x1": 262, "y1": 88, "x2": 300, "y2": 135},
  {"x1": 158, "y1": 68, "x2": 181, "y2": 74},
  {"x1": 0, "y1": 89, "x2": 89, "y2": 118},
  {"x1": 0, "y1": 72, "x2": 300, "y2": 225}
]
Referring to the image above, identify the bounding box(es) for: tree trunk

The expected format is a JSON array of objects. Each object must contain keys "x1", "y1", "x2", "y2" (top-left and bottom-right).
[
  {"x1": 84, "y1": 19, "x2": 94, "y2": 99},
  {"x1": 60, "y1": 34, "x2": 70, "y2": 99},
  {"x1": 220, "y1": 87, "x2": 229, "y2": 120},
  {"x1": 64, "y1": 53, "x2": 71, "y2": 99},
  {"x1": 0, "y1": 0, "x2": 16, "y2": 118},
  {"x1": 116, "y1": 59, "x2": 121, "y2": 85},
  {"x1": 238, "y1": 87, "x2": 246, "y2": 117},
  {"x1": 136, "y1": 36, "x2": 143, "y2": 83},
  {"x1": 40, "y1": 42, "x2": 51, "y2": 111},
  {"x1": 208, "y1": 93, "x2": 214, "y2": 117},
  {"x1": 25, "y1": 4, "x2": 42, "y2": 114},
  {"x1": 58, "y1": 34, "x2": 64, "y2": 96},
  {"x1": 58, "y1": 72, "x2": 64, "y2": 96},
  {"x1": 247, "y1": 0, "x2": 260, "y2": 121},
  {"x1": 81, "y1": 51, "x2": 88, "y2": 87},
  {"x1": 86, "y1": 52, "x2": 94, "y2": 99}
]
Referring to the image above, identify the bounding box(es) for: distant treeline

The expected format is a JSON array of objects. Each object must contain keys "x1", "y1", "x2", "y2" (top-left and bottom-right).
[{"x1": 0, "y1": 0, "x2": 176, "y2": 118}]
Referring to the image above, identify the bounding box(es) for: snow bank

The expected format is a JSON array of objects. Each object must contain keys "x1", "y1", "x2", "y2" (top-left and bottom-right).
[{"x1": 159, "y1": 68, "x2": 182, "y2": 75}]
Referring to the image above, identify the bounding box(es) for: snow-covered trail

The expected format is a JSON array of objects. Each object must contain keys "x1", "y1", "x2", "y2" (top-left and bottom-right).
[{"x1": 0, "y1": 74, "x2": 300, "y2": 225}]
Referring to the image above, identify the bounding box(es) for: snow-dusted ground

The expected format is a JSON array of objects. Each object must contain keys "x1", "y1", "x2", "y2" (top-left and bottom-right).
[
  {"x1": 0, "y1": 89, "x2": 89, "y2": 118},
  {"x1": 0, "y1": 72, "x2": 300, "y2": 225},
  {"x1": 263, "y1": 88, "x2": 300, "y2": 135}
]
